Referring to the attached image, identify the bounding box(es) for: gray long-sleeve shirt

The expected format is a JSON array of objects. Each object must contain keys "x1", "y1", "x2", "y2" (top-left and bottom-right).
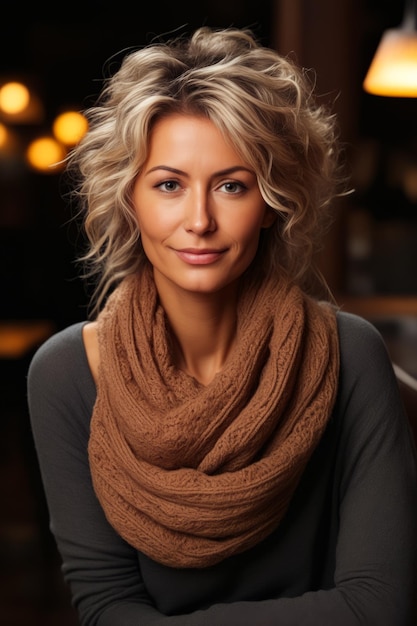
[{"x1": 27, "y1": 311, "x2": 417, "y2": 626}]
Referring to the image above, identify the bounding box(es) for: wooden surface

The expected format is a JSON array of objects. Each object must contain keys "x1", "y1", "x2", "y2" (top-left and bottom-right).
[{"x1": 336, "y1": 294, "x2": 417, "y2": 318}]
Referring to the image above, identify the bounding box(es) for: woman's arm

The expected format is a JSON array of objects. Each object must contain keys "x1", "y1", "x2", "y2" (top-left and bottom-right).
[
  {"x1": 27, "y1": 325, "x2": 155, "y2": 624},
  {"x1": 327, "y1": 313, "x2": 417, "y2": 624}
]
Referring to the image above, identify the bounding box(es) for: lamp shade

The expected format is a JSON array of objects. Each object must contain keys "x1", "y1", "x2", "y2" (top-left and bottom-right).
[
  {"x1": 363, "y1": 0, "x2": 417, "y2": 98},
  {"x1": 363, "y1": 28, "x2": 417, "y2": 97}
]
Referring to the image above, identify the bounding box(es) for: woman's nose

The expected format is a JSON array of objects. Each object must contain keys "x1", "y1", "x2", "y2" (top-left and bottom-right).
[{"x1": 184, "y1": 190, "x2": 216, "y2": 234}]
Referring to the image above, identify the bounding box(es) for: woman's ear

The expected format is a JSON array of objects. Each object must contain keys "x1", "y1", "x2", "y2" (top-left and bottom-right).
[{"x1": 261, "y1": 207, "x2": 277, "y2": 229}]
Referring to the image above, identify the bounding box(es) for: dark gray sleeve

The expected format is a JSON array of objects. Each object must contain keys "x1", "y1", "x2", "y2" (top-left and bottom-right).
[
  {"x1": 27, "y1": 316, "x2": 417, "y2": 626},
  {"x1": 27, "y1": 324, "x2": 156, "y2": 624},
  {"x1": 329, "y1": 313, "x2": 417, "y2": 623}
]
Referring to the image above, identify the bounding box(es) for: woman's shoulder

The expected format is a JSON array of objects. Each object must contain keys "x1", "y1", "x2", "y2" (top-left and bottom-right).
[
  {"x1": 334, "y1": 310, "x2": 406, "y2": 435},
  {"x1": 27, "y1": 322, "x2": 98, "y2": 467},
  {"x1": 27, "y1": 321, "x2": 96, "y2": 440},
  {"x1": 336, "y1": 308, "x2": 382, "y2": 339},
  {"x1": 28, "y1": 321, "x2": 94, "y2": 394},
  {"x1": 29, "y1": 320, "x2": 87, "y2": 364},
  {"x1": 335, "y1": 309, "x2": 392, "y2": 369}
]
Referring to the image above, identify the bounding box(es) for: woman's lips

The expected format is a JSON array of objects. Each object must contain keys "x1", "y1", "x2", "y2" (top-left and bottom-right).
[{"x1": 174, "y1": 248, "x2": 226, "y2": 265}]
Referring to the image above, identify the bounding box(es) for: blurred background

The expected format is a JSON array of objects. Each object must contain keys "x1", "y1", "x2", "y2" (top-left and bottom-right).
[{"x1": 0, "y1": 1, "x2": 416, "y2": 624}]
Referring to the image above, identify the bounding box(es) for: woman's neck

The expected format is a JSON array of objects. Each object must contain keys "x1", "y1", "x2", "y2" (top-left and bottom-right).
[{"x1": 157, "y1": 283, "x2": 239, "y2": 386}]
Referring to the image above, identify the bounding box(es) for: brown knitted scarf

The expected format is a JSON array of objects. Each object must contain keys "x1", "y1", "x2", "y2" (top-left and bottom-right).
[{"x1": 88, "y1": 268, "x2": 339, "y2": 569}]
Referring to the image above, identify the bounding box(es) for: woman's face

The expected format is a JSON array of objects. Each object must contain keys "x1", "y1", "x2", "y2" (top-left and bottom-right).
[{"x1": 132, "y1": 114, "x2": 274, "y2": 299}]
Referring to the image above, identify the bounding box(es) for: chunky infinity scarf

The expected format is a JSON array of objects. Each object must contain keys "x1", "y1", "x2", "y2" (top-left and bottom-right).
[{"x1": 88, "y1": 268, "x2": 339, "y2": 568}]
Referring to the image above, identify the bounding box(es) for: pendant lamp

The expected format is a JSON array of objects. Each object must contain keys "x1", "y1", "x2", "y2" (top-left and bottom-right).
[{"x1": 363, "y1": 0, "x2": 417, "y2": 97}]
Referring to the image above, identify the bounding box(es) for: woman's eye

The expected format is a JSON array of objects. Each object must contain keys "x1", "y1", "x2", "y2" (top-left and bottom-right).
[
  {"x1": 156, "y1": 180, "x2": 180, "y2": 192},
  {"x1": 220, "y1": 181, "x2": 246, "y2": 194}
]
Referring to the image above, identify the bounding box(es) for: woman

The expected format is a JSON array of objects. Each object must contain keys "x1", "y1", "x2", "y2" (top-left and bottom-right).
[{"x1": 27, "y1": 27, "x2": 417, "y2": 625}]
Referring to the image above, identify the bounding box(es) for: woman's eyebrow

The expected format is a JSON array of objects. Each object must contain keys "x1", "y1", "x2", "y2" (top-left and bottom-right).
[{"x1": 145, "y1": 165, "x2": 254, "y2": 177}]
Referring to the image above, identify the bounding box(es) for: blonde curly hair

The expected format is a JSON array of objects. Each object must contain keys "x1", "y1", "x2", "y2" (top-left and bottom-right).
[{"x1": 67, "y1": 26, "x2": 347, "y2": 315}]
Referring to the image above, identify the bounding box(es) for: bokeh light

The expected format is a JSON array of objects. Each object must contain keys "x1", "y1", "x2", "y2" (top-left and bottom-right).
[
  {"x1": 0, "y1": 81, "x2": 30, "y2": 114},
  {"x1": 26, "y1": 136, "x2": 67, "y2": 173},
  {"x1": 52, "y1": 111, "x2": 88, "y2": 145},
  {"x1": 0, "y1": 122, "x2": 8, "y2": 147}
]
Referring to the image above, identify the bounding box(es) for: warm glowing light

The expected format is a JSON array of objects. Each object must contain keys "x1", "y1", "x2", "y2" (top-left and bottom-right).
[
  {"x1": 26, "y1": 136, "x2": 67, "y2": 173},
  {"x1": 363, "y1": 29, "x2": 417, "y2": 97},
  {"x1": 0, "y1": 123, "x2": 7, "y2": 147},
  {"x1": 0, "y1": 81, "x2": 30, "y2": 114},
  {"x1": 52, "y1": 110, "x2": 88, "y2": 145},
  {"x1": 0, "y1": 122, "x2": 19, "y2": 156}
]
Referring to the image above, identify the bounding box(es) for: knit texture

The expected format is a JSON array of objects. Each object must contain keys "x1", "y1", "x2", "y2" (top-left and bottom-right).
[{"x1": 88, "y1": 268, "x2": 339, "y2": 568}]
